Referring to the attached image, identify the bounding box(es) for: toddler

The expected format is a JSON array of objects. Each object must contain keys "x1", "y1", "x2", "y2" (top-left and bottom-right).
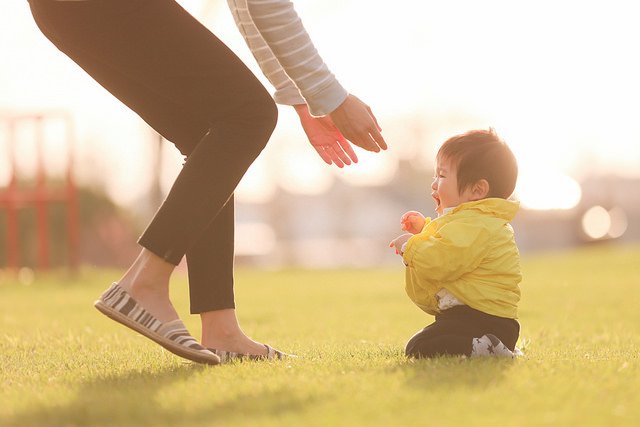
[{"x1": 389, "y1": 129, "x2": 522, "y2": 358}]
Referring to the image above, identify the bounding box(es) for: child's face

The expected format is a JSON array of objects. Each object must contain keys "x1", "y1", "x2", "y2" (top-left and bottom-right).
[{"x1": 431, "y1": 157, "x2": 475, "y2": 215}]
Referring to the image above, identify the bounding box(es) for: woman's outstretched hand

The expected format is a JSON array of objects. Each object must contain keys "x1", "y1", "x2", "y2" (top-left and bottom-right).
[
  {"x1": 295, "y1": 94, "x2": 387, "y2": 167},
  {"x1": 295, "y1": 104, "x2": 358, "y2": 168},
  {"x1": 329, "y1": 94, "x2": 387, "y2": 153}
]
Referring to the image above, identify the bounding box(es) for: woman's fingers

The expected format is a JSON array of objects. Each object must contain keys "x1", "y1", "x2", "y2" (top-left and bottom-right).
[
  {"x1": 317, "y1": 143, "x2": 345, "y2": 168},
  {"x1": 327, "y1": 148, "x2": 346, "y2": 168},
  {"x1": 331, "y1": 141, "x2": 353, "y2": 166},
  {"x1": 350, "y1": 129, "x2": 381, "y2": 152},
  {"x1": 329, "y1": 94, "x2": 388, "y2": 153},
  {"x1": 313, "y1": 145, "x2": 334, "y2": 166},
  {"x1": 367, "y1": 122, "x2": 387, "y2": 151},
  {"x1": 314, "y1": 142, "x2": 362, "y2": 169},
  {"x1": 367, "y1": 104, "x2": 383, "y2": 133},
  {"x1": 336, "y1": 134, "x2": 358, "y2": 164}
]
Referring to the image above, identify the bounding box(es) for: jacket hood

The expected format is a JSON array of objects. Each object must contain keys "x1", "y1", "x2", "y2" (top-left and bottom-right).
[{"x1": 451, "y1": 198, "x2": 519, "y2": 221}]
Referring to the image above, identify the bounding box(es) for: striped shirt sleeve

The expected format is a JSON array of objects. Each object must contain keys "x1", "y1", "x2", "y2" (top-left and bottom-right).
[{"x1": 227, "y1": 0, "x2": 348, "y2": 116}]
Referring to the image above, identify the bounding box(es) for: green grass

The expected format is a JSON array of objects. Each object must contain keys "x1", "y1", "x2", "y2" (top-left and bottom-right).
[{"x1": 1, "y1": 245, "x2": 639, "y2": 427}]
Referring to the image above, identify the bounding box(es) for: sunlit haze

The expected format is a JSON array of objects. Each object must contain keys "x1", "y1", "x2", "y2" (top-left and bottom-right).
[{"x1": 2, "y1": 0, "x2": 639, "y2": 211}]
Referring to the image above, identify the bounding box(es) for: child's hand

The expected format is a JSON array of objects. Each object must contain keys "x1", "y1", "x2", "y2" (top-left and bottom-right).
[
  {"x1": 400, "y1": 211, "x2": 425, "y2": 234},
  {"x1": 389, "y1": 233, "x2": 413, "y2": 255}
]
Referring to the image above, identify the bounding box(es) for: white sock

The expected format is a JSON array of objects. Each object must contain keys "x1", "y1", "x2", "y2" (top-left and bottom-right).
[{"x1": 471, "y1": 334, "x2": 514, "y2": 358}]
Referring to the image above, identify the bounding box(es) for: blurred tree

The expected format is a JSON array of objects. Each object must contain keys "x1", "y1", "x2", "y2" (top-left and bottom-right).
[{"x1": 0, "y1": 182, "x2": 140, "y2": 269}]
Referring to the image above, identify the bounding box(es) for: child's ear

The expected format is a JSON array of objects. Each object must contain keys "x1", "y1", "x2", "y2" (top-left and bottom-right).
[{"x1": 471, "y1": 179, "x2": 490, "y2": 200}]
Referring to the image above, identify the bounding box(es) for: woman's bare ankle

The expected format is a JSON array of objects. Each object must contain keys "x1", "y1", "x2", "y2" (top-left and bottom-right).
[
  {"x1": 114, "y1": 248, "x2": 178, "y2": 322},
  {"x1": 118, "y1": 248, "x2": 173, "y2": 289}
]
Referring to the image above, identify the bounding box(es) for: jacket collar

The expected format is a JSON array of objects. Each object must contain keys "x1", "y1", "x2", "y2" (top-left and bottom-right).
[{"x1": 449, "y1": 198, "x2": 519, "y2": 221}]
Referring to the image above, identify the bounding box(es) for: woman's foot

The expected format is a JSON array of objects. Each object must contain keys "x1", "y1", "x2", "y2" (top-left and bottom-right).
[
  {"x1": 95, "y1": 283, "x2": 220, "y2": 365},
  {"x1": 96, "y1": 248, "x2": 220, "y2": 365},
  {"x1": 116, "y1": 281, "x2": 179, "y2": 323},
  {"x1": 200, "y1": 308, "x2": 269, "y2": 356}
]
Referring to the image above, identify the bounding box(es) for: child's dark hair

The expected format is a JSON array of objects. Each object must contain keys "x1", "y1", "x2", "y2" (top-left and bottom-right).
[{"x1": 437, "y1": 128, "x2": 518, "y2": 199}]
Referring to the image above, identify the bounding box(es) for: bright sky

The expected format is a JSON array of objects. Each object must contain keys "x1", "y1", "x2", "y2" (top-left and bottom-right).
[{"x1": 2, "y1": 0, "x2": 639, "y2": 211}]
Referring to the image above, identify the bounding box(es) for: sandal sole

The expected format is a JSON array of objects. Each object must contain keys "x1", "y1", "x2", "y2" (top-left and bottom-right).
[{"x1": 94, "y1": 299, "x2": 220, "y2": 365}]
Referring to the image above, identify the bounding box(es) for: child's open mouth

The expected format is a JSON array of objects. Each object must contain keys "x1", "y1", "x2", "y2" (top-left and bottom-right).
[{"x1": 432, "y1": 193, "x2": 441, "y2": 210}]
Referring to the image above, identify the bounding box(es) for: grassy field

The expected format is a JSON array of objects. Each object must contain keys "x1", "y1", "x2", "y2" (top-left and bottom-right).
[{"x1": 1, "y1": 244, "x2": 639, "y2": 427}]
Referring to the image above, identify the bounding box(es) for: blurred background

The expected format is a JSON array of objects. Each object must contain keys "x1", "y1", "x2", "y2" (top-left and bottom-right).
[{"x1": 1, "y1": 0, "x2": 639, "y2": 274}]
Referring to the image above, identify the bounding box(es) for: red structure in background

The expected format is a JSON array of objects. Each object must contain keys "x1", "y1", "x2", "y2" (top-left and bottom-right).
[{"x1": 0, "y1": 112, "x2": 79, "y2": 271}]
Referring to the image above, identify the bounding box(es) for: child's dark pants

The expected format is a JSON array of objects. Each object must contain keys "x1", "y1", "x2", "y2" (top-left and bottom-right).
[
  {"x1": 405, "y1": 305, "x2": 520, "y2": 358},
  {"x1": 28, "y1": 0, "x2": 278, "y2": 313}
]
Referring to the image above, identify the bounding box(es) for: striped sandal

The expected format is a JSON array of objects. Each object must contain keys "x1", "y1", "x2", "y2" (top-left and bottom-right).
[
  {"x1": 208, "y1": 344, "x2": 289, "y2": 364},
  {"x1": 94, "y1": 283, "x2": 220, "y2": 365}
]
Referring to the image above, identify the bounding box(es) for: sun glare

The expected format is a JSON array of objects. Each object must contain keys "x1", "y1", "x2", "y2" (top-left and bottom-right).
[
  {"x1": 607, "y1": 206, "x2": 628, "y2": 239},
  {"x1": 582, "y1": 206, "x2": 611, "y2": 240},
  {"x1": 337, "y1": 149, "x2": 398, "y2": 187},
  {"x1": 582, "y1": 205, "x2": 629, "y2": 240},
  {"x1": 275, "y1": 146, "x2": 334, "y2": 195},
  {"x1": 515, "y1": 171, "x2": 582, "y2": 211},
  {"x1": 236, "y1": 157, "x2": 277, "y2": 204}
]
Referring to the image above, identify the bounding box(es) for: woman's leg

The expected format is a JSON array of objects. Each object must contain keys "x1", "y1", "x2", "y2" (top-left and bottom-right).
[
  {"x1": 183, "y1": 198, "x2": 269, "y2": 353},
  {"x1": 187, "y1": 200, "x2": 236, "y2": 314},
  {"x1": 29, "y1": 0, "x2": 277, "y2": 351}
]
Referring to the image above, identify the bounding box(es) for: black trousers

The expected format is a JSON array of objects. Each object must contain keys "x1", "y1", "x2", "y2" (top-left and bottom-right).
[
  {"x1": 405, "y1": 305, "x2": 520, "y2": 358},
  {"x1": 29, "y1": 0, "x2": 278, "y2": 313}
]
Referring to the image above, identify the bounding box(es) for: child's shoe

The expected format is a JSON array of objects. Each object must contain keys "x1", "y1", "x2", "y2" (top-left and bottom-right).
[{"x1": 471, "y1": 334, "x2": 514, "y2": 358}]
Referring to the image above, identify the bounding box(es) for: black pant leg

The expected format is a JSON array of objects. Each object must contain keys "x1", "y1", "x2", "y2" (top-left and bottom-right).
[
  {"x1": 405, "y1": 306, "x2": 520, "y2": 358},
  {"x1": 187, "y1": 198, "x2": 235, "y2": 313},
  {"x1": 405, "y1": 317, "x2": 474, "y2": 358}
]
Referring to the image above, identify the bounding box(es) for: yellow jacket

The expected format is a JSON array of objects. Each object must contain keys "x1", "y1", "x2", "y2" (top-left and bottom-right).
[{"x1": 402, "y1": 198, "x2": 522, "y2": 319}]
